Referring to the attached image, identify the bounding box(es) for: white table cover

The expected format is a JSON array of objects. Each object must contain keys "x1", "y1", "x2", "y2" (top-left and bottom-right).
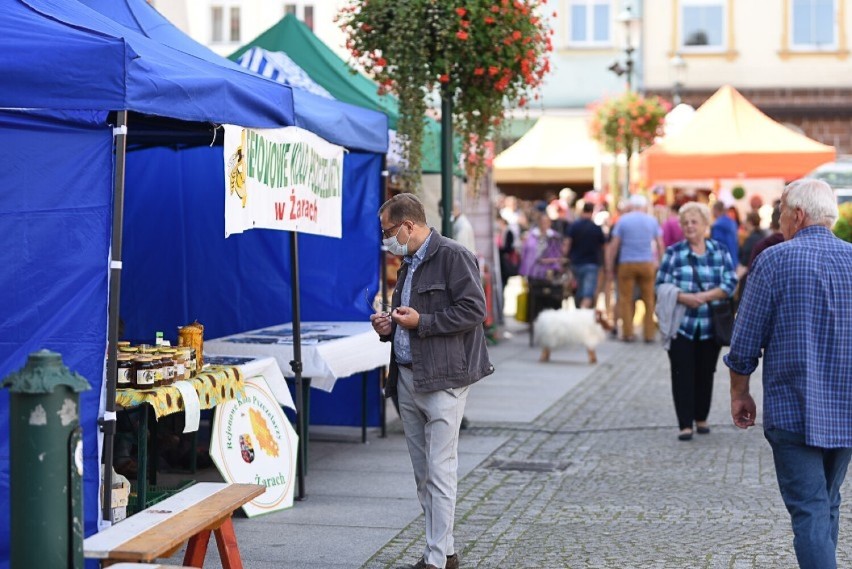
[{"x1": 205, "y1": 322, "x2": 390, "y2": 392}]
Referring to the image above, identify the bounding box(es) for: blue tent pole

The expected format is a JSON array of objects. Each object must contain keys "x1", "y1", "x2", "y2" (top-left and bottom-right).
[{"x1": 101, "y1": 110, "x2": 128, "y2": 523}]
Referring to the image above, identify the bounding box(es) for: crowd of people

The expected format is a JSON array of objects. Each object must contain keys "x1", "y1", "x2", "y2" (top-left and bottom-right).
[{"x1": 370, "y1": 181, "x2": 851, "y2": 569}]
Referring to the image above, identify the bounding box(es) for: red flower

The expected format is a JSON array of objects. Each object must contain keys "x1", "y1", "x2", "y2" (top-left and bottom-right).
[
  {"x1": 491, "y1": 5, "x2": 500, "y2": 12},
  {"x1": 474, "y1": 67, "x2": 485, "y2": 75},
  {"x1": 488, "y1": 66, "x2": 499, "y2": 76},
  {"x1": 484, "y1": 16, "x2": 495, "y2": 24},
  {"x1": 512, "y1": 30, "x2": 522, "y2": 40},
  {"x1": 456, "y1": 30, "x2": 469, "y2": 40},
  {"x1": 439, "y1": 74, "x2": 450, "y2": 83},
  {"x1": 455, "y1": 7, "x2": 467, "y2": 17}
]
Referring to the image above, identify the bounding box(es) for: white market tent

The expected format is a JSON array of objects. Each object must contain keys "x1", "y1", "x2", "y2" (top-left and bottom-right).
[{"x1": 493, "y1": 115, "x2": 599, "y2": 199}]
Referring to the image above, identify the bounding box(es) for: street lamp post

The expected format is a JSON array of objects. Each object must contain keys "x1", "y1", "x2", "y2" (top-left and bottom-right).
[
  {"x1": 670, "y1": 52, "x2": 687, "y2": 105},
  {"x1": 606, "y1": 3, "x2": 642, "y2": 198},
  {"x1": 607, "y1": 4, "x2": 641, "y2": 91}
]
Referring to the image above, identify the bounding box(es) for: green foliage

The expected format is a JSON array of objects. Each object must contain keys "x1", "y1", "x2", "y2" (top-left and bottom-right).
[
  {"x1": 338, "y1": 0, "x2": 553, "y2": 191},
  {"x1": 731, "y1": 185, "x2": 746, "y2": 200},
  {"x1": 833, "y1": 202, "x2": 852, "y2": 242},
  {"x1": 588, "y1": 91, "x2": 669, "y2": 159}
]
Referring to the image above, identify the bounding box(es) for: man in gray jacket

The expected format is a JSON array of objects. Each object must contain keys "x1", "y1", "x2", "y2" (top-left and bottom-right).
[{"x1": 371, "y1": 193, "x2": 493, "y2": 569}]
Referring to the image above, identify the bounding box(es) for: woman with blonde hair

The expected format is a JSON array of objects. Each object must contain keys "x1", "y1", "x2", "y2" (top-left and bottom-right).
[{"x1": 655, "y1": 202, "x2": 738, "y2": 440}]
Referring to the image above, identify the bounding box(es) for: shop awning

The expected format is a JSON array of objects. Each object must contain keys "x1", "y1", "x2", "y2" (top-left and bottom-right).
[
  {"x1": 493, "y1": 115, "x2": 599, "y2": 185},
  {"x1": 639, "y1": 85, "x2": 835, "y2": 184}
]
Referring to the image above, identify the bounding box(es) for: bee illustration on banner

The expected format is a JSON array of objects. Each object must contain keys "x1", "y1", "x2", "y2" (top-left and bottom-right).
[{"x1": 228, "y1": 128, "x2": 248, "y2": 207}]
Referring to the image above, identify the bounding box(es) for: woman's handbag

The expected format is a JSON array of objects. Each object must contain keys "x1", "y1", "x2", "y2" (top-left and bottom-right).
[{"x1": 689, "y1": 257, "x2": 735, "y2": 346}]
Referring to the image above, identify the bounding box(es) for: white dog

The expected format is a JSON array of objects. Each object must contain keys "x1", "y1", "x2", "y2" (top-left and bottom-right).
[{"x1": 534, "y1": 308, "x2": 613, "y2": 364}]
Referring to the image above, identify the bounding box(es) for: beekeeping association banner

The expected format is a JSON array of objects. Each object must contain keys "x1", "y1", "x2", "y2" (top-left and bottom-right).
[{"x1": 223, "y1": 125, "x2": 344, "y2": 238}]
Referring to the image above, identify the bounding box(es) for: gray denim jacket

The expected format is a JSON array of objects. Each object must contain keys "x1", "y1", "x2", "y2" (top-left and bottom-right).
[{"x1": 382, "y1": 229, "x2": 494, "y2": 397}]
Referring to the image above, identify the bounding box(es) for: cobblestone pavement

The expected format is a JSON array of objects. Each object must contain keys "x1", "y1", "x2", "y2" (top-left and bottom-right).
[{"x1": 363, "y1": 339, "x2": 852, "y2": 569}]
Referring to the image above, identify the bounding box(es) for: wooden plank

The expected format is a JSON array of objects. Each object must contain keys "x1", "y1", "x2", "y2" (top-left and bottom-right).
[
  {"x1": 104, "y1": 484, "x2": 264, "y2": 562},
  {"x1": 85, "y1": 483, "x2": 227, "y2": 559},
  {"x1": 84, "y1": 483, "x2": 264, "y2": 561}
]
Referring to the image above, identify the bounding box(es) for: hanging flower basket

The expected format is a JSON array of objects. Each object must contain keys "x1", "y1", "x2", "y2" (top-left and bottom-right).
[
  {"x1": 338, "y1": 0, "x2": 554, "y2": 191},
  {"x1": 588, "y1": 91, "x2": 669, "y2": 159}
]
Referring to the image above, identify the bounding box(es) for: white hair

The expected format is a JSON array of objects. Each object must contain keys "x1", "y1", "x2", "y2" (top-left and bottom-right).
[
  {"x1": 678, "y1": 201, "x2": 711, "y2": 226},
  {"x1": 783, "y1": 178, "x2": 838, "y2": 227},
  {"x1": 628, "y1": 194, "x2": 648, "y2": 209}
]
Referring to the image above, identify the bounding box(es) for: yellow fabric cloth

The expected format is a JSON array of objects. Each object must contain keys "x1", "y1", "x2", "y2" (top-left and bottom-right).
[{"x1": 116, "y1": 365, "x2": 245, "y2": 419}]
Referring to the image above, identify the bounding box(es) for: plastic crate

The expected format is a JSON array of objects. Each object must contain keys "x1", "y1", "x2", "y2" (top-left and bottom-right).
[{"x1": 128, "y1": 480, "x2": 196, "y2": 514}]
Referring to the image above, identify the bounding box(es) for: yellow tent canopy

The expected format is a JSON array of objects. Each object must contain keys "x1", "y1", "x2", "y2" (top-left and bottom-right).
[
  {"x1": 639, "y1": 85, "x2": 835, "y2": 185},
  {"x1": 493, "y1": 115, "x2": 599, "y2": 185}
]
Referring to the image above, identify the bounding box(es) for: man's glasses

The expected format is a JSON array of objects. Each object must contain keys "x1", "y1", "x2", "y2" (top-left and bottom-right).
[
  {"x1": 364, "y1": 288, "x2": 391, "y2": 313},
  {"x1": 381, "y1": 222, "x2": 403, "y2": 239}
]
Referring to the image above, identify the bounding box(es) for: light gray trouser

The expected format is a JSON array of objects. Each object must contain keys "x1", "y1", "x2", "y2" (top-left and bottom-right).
[{"x1": 397, "y1": 366, "x2": 469, "y2": 569}]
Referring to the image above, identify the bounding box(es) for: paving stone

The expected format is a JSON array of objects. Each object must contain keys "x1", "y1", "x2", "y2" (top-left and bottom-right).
[{"x1": 363, "y1": 334, "x2": 852, "y2": 569}]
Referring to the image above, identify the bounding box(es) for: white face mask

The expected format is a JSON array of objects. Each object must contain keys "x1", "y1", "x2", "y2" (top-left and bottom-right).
[{"x1": 382, "y1": 225, "x2": 409, "y2": 256}]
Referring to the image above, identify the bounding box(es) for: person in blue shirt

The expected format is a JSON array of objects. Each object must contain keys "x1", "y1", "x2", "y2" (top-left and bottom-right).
[
  {"x1": 725, "y1": 178, "x2": 852, "y2": 569},
  {"x1": 607, "y1": 194, "x2": 664, "y2": 342},
  {"x1": 710, "y1": 200, "x2": 739, "y2": 268}
]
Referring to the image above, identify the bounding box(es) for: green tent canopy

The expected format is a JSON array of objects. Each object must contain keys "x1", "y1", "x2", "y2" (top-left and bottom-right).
[{"x1": 230, "y1": 15, "x2": 453, "y2": 174}]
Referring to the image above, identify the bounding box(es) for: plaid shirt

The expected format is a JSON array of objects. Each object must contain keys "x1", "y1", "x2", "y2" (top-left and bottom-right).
[
  {"x1": 655, "y1": 239, "x2": 737, "y2": 341},
  {"x1": 724, "y1": 226, "x2": 852, "y2": 447}
]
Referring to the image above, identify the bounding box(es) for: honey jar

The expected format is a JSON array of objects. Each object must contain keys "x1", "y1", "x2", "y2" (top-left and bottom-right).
[
  {"x1": 117, "y1": 355, "x2": 134, "y2": 388},
  {"x1": 173, "y1": 348, "x2": 190, "y2": 381},
  {"x1": 133, "y1": 356, "x2": 156, "y2": 389},
  {"x1": 158, "y1": 349, "x2": 177, "y2": 385}
]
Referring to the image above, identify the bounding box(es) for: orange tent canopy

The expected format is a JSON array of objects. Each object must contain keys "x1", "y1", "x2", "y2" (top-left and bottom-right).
[{"x1": 639, "y1": 85, "x2": 835, "y2": 184}]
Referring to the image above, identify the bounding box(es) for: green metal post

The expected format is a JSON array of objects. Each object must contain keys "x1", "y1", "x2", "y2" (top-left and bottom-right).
[
  {"x1": 2, "y1": 350, "x2": 90, "y2": 569},
  {"x1": 441, "y1": 87, "x2": 453, "y2": 237}
]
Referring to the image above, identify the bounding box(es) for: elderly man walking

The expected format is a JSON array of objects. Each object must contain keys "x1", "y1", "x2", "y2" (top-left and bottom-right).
[
  {"x1": 724, "y1": 178, "x2": 852, "y2": 569},
  {"x1": 371, "y1": 193, "x2": 493, "y2": 569}
]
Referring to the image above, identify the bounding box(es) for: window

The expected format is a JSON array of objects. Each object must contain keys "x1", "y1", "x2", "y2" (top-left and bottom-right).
[
  {"x1": 211, "y1": 6, "x2": 223, "y2": 42},
  {"x1": 791, "y1": 0, "x2": 835, "y2": 48},
  {"x1": 567, "y1": 0, "x2": 610, "y2": 46},
  {"x1": 284, "y1": 4, "x2": 296, "y2": 16},
  {"x1": 229, "y1": 6, "x2": 241, "y2": 42},
  {"x1": 681, "y1": 0, "x2": 724, "y2": 49}
]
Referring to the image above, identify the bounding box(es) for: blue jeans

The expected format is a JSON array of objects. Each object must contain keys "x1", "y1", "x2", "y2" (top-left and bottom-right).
[
  {"x1": 765, "y1": 427, "x2": 852, "y2": 569},
  {"x1": 573, "y1": 263, "x2": 600, "y2": 302}
]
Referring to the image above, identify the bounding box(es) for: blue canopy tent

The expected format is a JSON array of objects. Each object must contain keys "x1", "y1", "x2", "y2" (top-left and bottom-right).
[
  {"x1": 81, "y1": 0, "x2": 390, "y2": 443},
  {"x1": 0, "y1": 0, "x2": 386, "y2": 566}
]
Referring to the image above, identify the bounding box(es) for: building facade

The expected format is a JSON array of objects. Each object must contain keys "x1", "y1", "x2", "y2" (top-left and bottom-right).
[
  {"x1": 151, "y1": 0, "x2": 348, "y2": 58},
  {"x1": 641, "y1": 0, "x2": 852, "y2": 154}
]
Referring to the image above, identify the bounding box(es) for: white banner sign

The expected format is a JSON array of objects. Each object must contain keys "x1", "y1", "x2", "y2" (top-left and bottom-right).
[{"x1": 223, "y1": 124, "x2": 344, "y2": 238}]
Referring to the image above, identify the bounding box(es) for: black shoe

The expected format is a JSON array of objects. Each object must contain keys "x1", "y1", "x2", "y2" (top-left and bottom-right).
[
  {"x1": 410, "y1": 554, "x2": 459, "y2": 569},
  {"x1": 678, "y1": 429, "x2": 693, "y2": 441},
  {"x1": 696, "y1": 425, "x2": 711, "y2": 435}
]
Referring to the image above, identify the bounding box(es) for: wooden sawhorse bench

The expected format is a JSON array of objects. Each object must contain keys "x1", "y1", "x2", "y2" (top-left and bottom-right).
[{"x1": 84, "y1": 482, "x2": 265, "y2": 568}]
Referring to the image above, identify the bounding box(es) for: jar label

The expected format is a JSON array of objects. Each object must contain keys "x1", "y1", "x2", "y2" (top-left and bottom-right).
[
  {"x1": 118, "y1": 368, "x2": 132, "y2": 385},
  {"x1": 137, "y1": 369, "x2": 154, "y2": 386}
]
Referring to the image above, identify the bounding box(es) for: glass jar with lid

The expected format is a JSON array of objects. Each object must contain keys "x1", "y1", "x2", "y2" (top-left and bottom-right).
[
  {"x1": 173, "y1": 348, "x2": 190, "y2": 381},
  {"x1": 117, "y1": 355, "x2": 135, "y2": 388},
  {"x1": 133, "y1": 356, "x2": 156, "y2": 389},
  {"x1": 158, "y1": 348, "x2": 177, "y2": 385}
]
